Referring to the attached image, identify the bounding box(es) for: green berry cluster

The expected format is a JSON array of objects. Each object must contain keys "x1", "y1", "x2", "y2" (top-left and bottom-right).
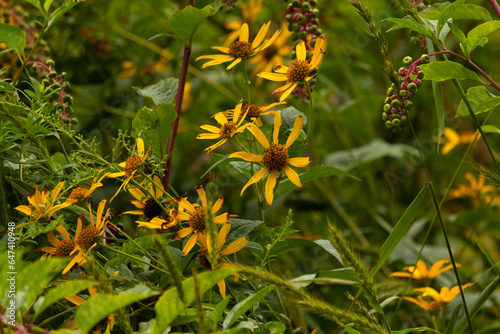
[{"x1": 382, "y1": 54, "x2": 429, "y2": 133}]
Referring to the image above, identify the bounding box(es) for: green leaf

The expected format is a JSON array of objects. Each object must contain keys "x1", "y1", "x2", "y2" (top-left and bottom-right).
[
  {"x1": 463, "y1": 21, "x2": 500, "y2": 56},
  {"x1": 226, "y1": 219, "x2": 264, "y2": 246},
  {"x1": 290, "y1": 268, "x2": 362, "y2": 287},
  {"x1": 280, "y1": 106, "x2": 307, "y2": 131},
  {"x1": 476, "y1": 237, "x2": 500, "y2": 276},
  {"x1": 23, "y1": 0, "x2": 43, "y2": 13},
  {"x1": 422, "y1": 4, "x2": 491, "y2": 21},
  {"x1": 456, "y1": 86, "x2": 500, "y2": 117},
  {"x1": 369, "y1": 184, "x2": 428, "y2": 277},
  {"x1": 153, "y1": 268, "x2": 235, "y2": 334},
  {"x1": 46, "y1": 1, "x2": 79, "y2": 30},
  {"x1": 344, "y1": 326, "x2": 362, "y2": 334},
  {"x1": 392, "y1": 327, "x2": 441, "y2": 334},
  {"x1": 17, "y1": 258, "x2": 69, "y2": 313},
  {"x1": 445, "y1": 304, "x2": 462, "y2": 334},
  {"x1": 452, "y1": 277, "x2": 500, "y2": 334},
  {"x1": 419, "y1": 61, "x2": 483, "y2": 83},
  {"x1": 209, "y1": 297, "x2": 232, "y2": 330},
  {"x1": 223, "y1": 285, "x2": 275, "y2": 329},
  {"x1": 131, "y1": 103, "x2": 177, "y2": 158},
  {"x1": 44, "y1": 0, "x2": 54, "y2": 12},
  {"x1": 275, "y1": 166, "x2": 360, "y2": 198},
  {"x1": 324, "y1": 139, "x2": 418, "y2": 171},
  {"x1": 448, "y1": 23, "x2": 467, "y2": 54},
  {"x1": 135, "y1": 78, "x2": 179, "y2": 106},
  {"x1": 314, "y1": 239, "x2": 343, "y2": 264},
  {"x1": 481, "y1": 124, "x2": 500, "y2": 135},
  {"x1": 35, "y1": 280, "x2": 98, "y2": 317},
  {"x1": 437, "y1": 0, "x2": 467, "y2": 36},
  {"x1": 426, "y1": 41, "x2": 445, "y2": 153},
  {"x1": 263, "y1": 321, "x2": 286, "y2": 334},
  {"x1": 76, "y1": 285, "x2": 158, "y2": 334},
  {"x1": 384, "y1": 18, "x2": 434, "y2": 39},
  {"x1": 168, "y1": 4, "x2": 219, "y2": 45},
  {"x1": 0, "y1": 23, "x2": 26, "y2": 55}
]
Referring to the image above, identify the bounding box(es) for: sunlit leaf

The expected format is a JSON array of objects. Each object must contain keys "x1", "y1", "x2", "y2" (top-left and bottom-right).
[
  {"x1": 0, "y1": 23, "x2": 26, "y2": 55},
  {"x1": 135, "y1": 78, "x2": 179, "y2": 106},
  {"x1": 455, "y1": 86, "x2": 500, "y2": 117},
  {"x1": 384, "y1": 18, "x2": 434, "y2": 39},
  {"x1": 168, "y1": 4, "x2": 219, "y2": 44},
  {"x1": 436, "y1": 0, "x2": 467, "y2": 36},
  {"x1": 420, "y1": 61, "x2": 483, "y2": 83},
  {"x1": 462, "y1": 21, "x2": 500, "y2": 56},
  {"x1": 422, "y1": 4, "x2": 491, "y2": 21}
]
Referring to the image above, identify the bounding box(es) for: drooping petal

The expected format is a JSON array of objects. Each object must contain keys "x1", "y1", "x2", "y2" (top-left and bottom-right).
[
  {"x1": 218, "y1": 222, "x2": 232, "y2": 250},
  {"x1": 182, "y1": 233, "x2": 200, "y2": 256},
  {"x1": 204, "y1": 139, "x2": 227, "y2": 153},
  {"x1": 217, "y1": 280, "x2": 227, "y2": 299},
  {"x1": 56, "y1": 226, "x2": 71, "y2": 241},
  {"x1": 272, "y1": 110, "x2": 282, "y2": 145},
  {"x1": 199, "y1": 56, "x2": 235, "y2": 69},
  {"x1": 212, "y1": 196, "x2": 224, "y2": 214},
  {"x1": 15, "y1": 205, "x2": 32, "y2": 216},
  {"x1": 247, "y1": 123, "x2": 270, "y2": 148},
  {"x1": 51, "y1": 182, "x2": 65, "y2": 202},
  {"x1": 137, "y1": 138, "x2": 145, "y2": 156},
  {"x1": 257, "y1": 72, "x2": 288, "y2": 82},
  {"x1": 283, "y1": 166, "x2": 302, "y2": 187},
  {"x1": 285, "y1": 115, "x2": 303, "y2": 149},
  {"x1": 403, "y1": 296, "x2": 430, "y2": 310},
  {"x1": 260, "y1": 102, "x2": 285, "y2": 112},
  {"x1": 214, "y1": 213, "x2": 229, "y2": 224},
  {"x1": 65, "y1": 294, "x2": 86, "y2": 306},
  {"x1": 226, "y1": 58, "x2": 242, "y2": 71},
  {"x1": 196, "y1": 54, "x2": 233, "y2": 61},
  {"x1": 239, "y1": 23, "x2": 249, "y2": 42},
  {"x1": 177, "y1": 197, "x2": 196, "y2": 213},
  {"x1": 128, "y1": 187, "x2": 146, "y2": 202},
  {"x1": 241, "y1": 168, "x2": 268, "y2": 195},
  {"x1": 121, "y1": 210, "x2": 145, "y2": 216},
  {"x1": 287, "y1": 157, "x2": 310, "y2": 167},
  {"x1": 252, "y1": 21, "x2": 270, "y2": 48},
  {"x1": 277, "y1": 83, "x2": 298, "y2": 102},
  {"x1": 265, "y1": 171, "x2": 277, "y2": 205},
  {"x1": 221, "y1": 236, "x2": 249, "y2": 256},
  {"x1": 309, "y1": 35, "x2": 327, "y2": 69},
  {"x1": 95, "y1": 200, "x2": 107, "y2": 230},
  {"x1": 415, "y1": 260, "x2": 429, "y2": 278},
  {"x1": 233, "y1": 100, "x2": 243, "y2": 123},
  {"x1": 229, "y1": 151, "x2": 263, "y2": 162},
  {"x1": 47, "y1": 232, "x2": 60, "y2": 247}
]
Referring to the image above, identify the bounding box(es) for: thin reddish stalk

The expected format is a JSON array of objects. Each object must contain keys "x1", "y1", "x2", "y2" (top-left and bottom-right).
[
  {"x1": 489, "y1": 0, "x2": 500, "y2": 19},
  {"x1": 162, "y1": 0, "x2": 195, "y2": 191}
]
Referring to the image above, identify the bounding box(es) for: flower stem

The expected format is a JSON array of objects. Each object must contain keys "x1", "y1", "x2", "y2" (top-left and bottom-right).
[
  {"x1": 243, "y1": 60, "x2": 251, "y2": 104},
  {"x1": 407, "y1": 113, "x2": 474, "y2": 334},
  {"x1": 162, "y1": 0, "x2": 196, "y2": 191}
]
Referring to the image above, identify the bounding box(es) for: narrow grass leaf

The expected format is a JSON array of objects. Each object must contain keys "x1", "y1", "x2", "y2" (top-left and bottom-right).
[
  {"x1": 445, "y1": 304, "x2": 462, "y2": 334},
  {"x1": 344, "y1": 327, "x2": 362, "y2": 334},
  {"x1": 209, "y1": 297, "x2": 231, "y2": 330},
  {"x1": 369, "y1": 184, "x2": 428, "y2": 277},
  {"x1": 223, "y1": 285, "x2": 275, "y2": 329},
  {"x1": 476, "y1": 237, "x2": 500, "y2": 276},
  {"x1": 452, "y1": 277, "x2": 500, "y2": 334},
  {"x1": 35, "y1": 280, "x2": 97, "y2": 317}
]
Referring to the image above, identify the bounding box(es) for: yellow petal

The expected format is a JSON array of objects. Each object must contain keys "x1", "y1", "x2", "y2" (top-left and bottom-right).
[
  {"x1": 257, "y1": 72, "x2": 288, "y2": 82},
  {"x1": 255, "y1": 29, "x2": 282, "y2": 52},
  {"x1": 204, "y1": 139, "x2": 227, "y2": 153},
  {"x1": 296, "y1": 42, "x2": 306, "y2": 61},
  {"x1": 252, "y1": 21, "x2": 270, "y2": 48},
  {"x1": 198, "y1": 133, "x2": 222, "y2": 140},
  {"x1": 285, "y1": 115, "x2": 303, "y2": 149},
  {"x1": 309, "y1": 35, "x2": 327, "y2": 69},
  {"x1": 211, "y1": 46, "x2": 230, "y2": 53},
  {"x1": 212, "y1": 196, "x2": 224, "y2": 214},
  {"x1": 277, "y1": 83, "x2": 298, "y2": 102},
  {"x1": 15, "y1": 205, "x2": 32, "y2": 216},
  {"x1": 218, "y1": 222, "x2": 232, "y2": 250},
  {"x1": 65, "y1": 294, "x2": 86, "y2": 306},
  {"x1": 247, "y1": 123, "x2": 270, "y2": 149},
  {"x1": 284, "y1": 166, "x2": 302, "y2": 187},
  {"x1": 233, "y1": 100, "x2": 243, "y2": 123},
  {"x1": 128, "y1": 187, "x2": 146, "y2": 201},
  {"x1": 178, "y1": 197, "x2": 196, "y2": 213},
  {"x1": 51, "y1": 182, "x2": 65, "y2": 202},
  {"x1": 265, "y1": 171, "x2": 277, "y2": 205},
  {"x1": 221, "y1": 236, "x2": 248, "y2": 255},
  {"x1": 239, "y1": 23, "x2": 249, "y2": 42},
  {"x1": 229, "y1": 151, "x2": 263, "y2": 162},
  {"x1": 226, "y1": 58, "x2": 242, "y2": 71},
  {"x1": 137, "y1": 138, "x2": 145, "y2": 156},
  {"x1": 182, "y1": 233, "x2": 199, "y2": 256},
  {"x1": 200, "y1": 56, "x2": 234, "y2": 69},
  {"x1": 217, "y1": 280, "x2": 227, "y2": 299},
  {"x1": 196, "y1": 186, "x2": 208, "y2": 209},
  {"x1": 272, "y1": 110, "x2": 282, "y2": 144},
  {"x1": 241, "y1": 168, "x2": 268, "y2": 195},
  {"x1": 287, "y1": 157, "x2": 310, "y2": 167},
  {"x1": 177, "y1": 227, "x2": 194, "y2": 239},
  {"x1": 201, "y1": 124, "x2": 222, "y2": 133}
]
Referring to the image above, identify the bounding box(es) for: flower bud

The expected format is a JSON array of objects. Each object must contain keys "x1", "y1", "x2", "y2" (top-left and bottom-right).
[
  {"x1": 383, "y1": 104, "x2": 392, "y2": 112},
  {"x1": 385, "y1": 120, "x2": 393, "y2": 129},
  {"x1": 408, "y1": 82, "x2": 417, "y2": 93},
  {"x1": 420, "y1": 54, "x2": 430, "y2": 64},
  {"x1": 391, "y1": 99, "x2": 402, "y2": 108},
  {"x1": 403, "y1": 56, "x2": 413, "y2": 66}
]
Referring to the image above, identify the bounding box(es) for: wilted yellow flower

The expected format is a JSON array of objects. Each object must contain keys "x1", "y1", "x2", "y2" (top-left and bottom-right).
[
  {"x1": 390, "y1": 260, "x2": 457, "y2": 279},
  {"x1": 121, "y1": 176, "x2": 166, "y2": 220}
]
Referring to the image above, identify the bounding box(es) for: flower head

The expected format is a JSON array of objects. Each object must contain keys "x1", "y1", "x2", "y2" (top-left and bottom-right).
[
  {"x1": 196, "y1": 21, "x2": 281, "y2": 71},
  {"x1": 15, "y1": 182, "x2": 76, "y2": 221},
  {"x1": 441, "y1": 127, "x2": 479, "y2": 154},
  {"x1": 37, "y1": 225, "x2": 84, "y2": 274},
  {"x1": 121, "y1": 176, "x2": 166, "y2": 220},
  {"x1": 136, "y1": 208, "x2": 181, "y2": 232},
  {"x1": 197, "y1": 222, "x2": 248, "y2": 298},
  {"x1": 404, "y1": 284, "x2": 472, "y2": 311},
  {"x1": 390, "y1": 260, "x2": 458, "y2": 280},
  {"x1": 175, "y1": 186, "x2": 230, "y2": 256},
  {"x1": 448, "y1": 172, "x2": 495, "y2": 209},
  {"x1": 257, "y1": 35, "x2": 326, "y2": 101},
  {"x1": 197, "y1": 100, "x2": 250, "y2": 153},
  {"x1": 225, "y1": 101, "x2": 284, "y2": 127},
  {"x1": 76, "y1": 200, "x2": 111, "y2": 251},
  {"x1": 69, "y1": 171, "x2": 107, "y2": 204},
  {"x1": 229, "y1": 110, "x2": 310, "y2": 205}
]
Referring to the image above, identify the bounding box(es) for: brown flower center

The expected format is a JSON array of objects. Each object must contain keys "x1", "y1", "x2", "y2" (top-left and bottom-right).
[
  {"x1": 125, "y1": 156, "x2": 142, "y2": 176},
  {"x1": 197, "y1": 248, "x2": 212, "y2": 270},
  {"x1": 228, "y1": 41, "x2": 255, "y2": 59},
  {"x1": 143, "y1": 198, "x2": 162, "y2": 219},
  {"x1": 189, "y1": 207, "x2": 206, "y2": 232},
  {"x1": 78, "y1": 225, "x2": 100, "y2": 250},
  {"x1": 262, "y1": 144, "x2": 289, "y2": 171},
  {"x1": 242, "y1": 103, "x2": 261, "y2": 119},
  {"x1": 219, "y1": 121, "x2": 237, "y2": 139},
  {"x1": 55, "y1": 239, "x2": 76, "y2": 257},
  {"x1": 287, "y1": 60, "x2": 309, "y2": 82},
  {"x1": 263, "y1": 44, "x2": 278, "y2": 61},
  {"x1": 69, "y1": 187, "x2": 87, "y2": 202},
  {"x1": 429, "y1": 301, "x2": 442, "y2": 312}
]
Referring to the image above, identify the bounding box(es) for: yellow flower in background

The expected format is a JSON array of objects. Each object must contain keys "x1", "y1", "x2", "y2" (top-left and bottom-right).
[
  {"x1": 223, "y1": 0, "x2": 263, "y2": 45},
  {"x1": 68, "y1": 171, "x2": 108, "y2": 203},
  {"x1": 196, "y1": 21, "x2": 281, "y2": 71},
  {"x1": 121, "y1": 176, "x2": 166, "y2": 220},
  {"x1": 448, "y1": 172, "x2": 495, "y2": 209},
  {"x1": 197, "y1": 222, "x2": 249, "y2": 298},
  {"x1": 15, "y1": 182, "x2": 77, "y2": 221},
  {"x1": 229, "y1": 110, "x2": 310, "y2": 205},
  {"x1": 175, "y1": 186, "x2": 230, "y2": 256},
  {"x1": 402, "y1": 296, "x2": 443, "y2": 312},
  {"x1": 404, "y1": 284, "x2": 472, "y2": 311},
  {"x1": 390, "y1": 260, "x2": 458, "y2": 279},
  {"x1": 441, "y1": 127, "x2": 479, "y2": 154},
  {"x1": 108, "y1": 138, "x2": 149, "y2": 202},
  {"x1": 257, "y1": 35, "x2": 326, "y2": 101},
  {"x1": 225, "y1": 101, "x2": 284, "y2": 127},
  {"x1": 136, "y1": 208, "x2": 180, "y2": 232},
  {"x1": 197, "y1": 100, "x2": 250, "y2": 153}
]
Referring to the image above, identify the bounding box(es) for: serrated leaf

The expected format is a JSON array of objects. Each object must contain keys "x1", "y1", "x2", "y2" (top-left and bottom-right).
[
  {"x1": 168, "y1": 5, "x2": 218, "y2": 44},
  {"x1": 36, "y1": 280, "x2": 98, "y2": 317},
  {"x1": 223, "y1": 285, "x2": 275, "y2": 329},
  {"x1": 76, "y1": 285, "x2": 157, "y2": 334},
  {"x1": 153, "y1": 268, "x2": 235, "y2": 334},
  {"x1": 420, "y1": 61, "x2": 483, "y2": 82},
  {"x1": 369, "y1": 184, "x2": 428, "y2": 277},
  {"x1": 456, "y1": 86, "x2": 500, "y2": 117},
  {"x1": 384, "y1": 18, "x2": 434, "y2": 39},
  {"x1": 0, "y1": 23, "x2": 26, "y2": 55},
  {"x1": 226, "y1": 219, "x2": 263, "y2": 245},
  {"x1": 463, "y1": 21, "x2": 500, "y2": 56},
  {"x1": 135, "y1": 78, "x2": 179, "y2": 106},
  {"x1": 131, "y1": 103, "x2": 177, "y2": 158},
  {"x1": 437, "y1": 0, "x2": 467, "y2": 35},
  {"x1": 275, "y1": 166, "x2": 360, "y2": 198}
]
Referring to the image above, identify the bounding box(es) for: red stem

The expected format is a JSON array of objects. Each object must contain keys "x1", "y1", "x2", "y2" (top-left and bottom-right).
[
  {"x1": 489, "y1": 0, "x2": 500, "y2": 19},
  {"x1": 162, "y1": 0, "x2": 195, "y2": 191}
]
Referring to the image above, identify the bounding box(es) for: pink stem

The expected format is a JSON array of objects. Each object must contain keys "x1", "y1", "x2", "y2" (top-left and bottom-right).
[{"x1": 489, "y1": 0, "x2": 500, "y2": 19}]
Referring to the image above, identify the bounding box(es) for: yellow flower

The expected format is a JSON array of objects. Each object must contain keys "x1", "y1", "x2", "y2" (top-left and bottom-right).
[
  {"x1": 15, "y1": 182, "x2": 76, "y2": 221},
  {"x1": 37, "y1": 225, "x2": 83, "y2": 274},
  {"x1": 121, "y1": 176, "x2": 166, "y2": 220},
  {"x1": 223, "y1": 0, "x2": 263, "y2": 46},
  {"x1": 136, "y1": 208, "x2": 180, "y2": 232},
  {"x1": 197, "y1": 222, "x2": 248, "y2": 299},
  {"x1": 448, "y1": 172, "x2": 495, "y2": 209},
  {"x1": 441, "y1": 127, "x2": 479, "y2": 154},
  {"x1": 225, "y1": 101, "x2": 284, "y2": 127},
  {"x1": 229, "y1": 110, "x2": 310, "y2": 205},
  {"x1": 197, "y1": 100, "x2": 250, "y2": 153},
  {"x1": 68, "y1": 171, "x2": 108, "y2": 203},
  {"x1": 65, "y1": 286, "x2": 115, "y2": 334},
  {"x1": 404, "y1": 284, "x2": 472, "y2": 311},
  {"x1": 390, "y1": 260, "x2": 457, "y2": 279},
  {"x1": 108, "y1": 138, "x2": 149, "y2": 202},
  {"x1": 175, "y1": 186, "x2": 230, "y2": 256},
  {"x1": 257, "y1": 35, "x2": 326, "y2": 101},
  {"x1": 196, "y1": 21, "x2": 281, "y2": 71}
]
